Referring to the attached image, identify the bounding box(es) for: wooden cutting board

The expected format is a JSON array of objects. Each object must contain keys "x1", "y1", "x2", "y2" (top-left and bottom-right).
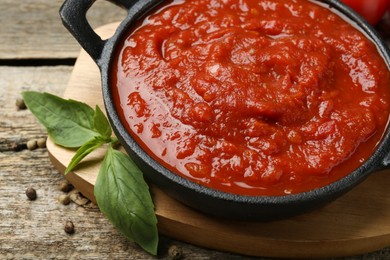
[{"x1": 47, "y1": 23, "x2": 390, "y2": 258}]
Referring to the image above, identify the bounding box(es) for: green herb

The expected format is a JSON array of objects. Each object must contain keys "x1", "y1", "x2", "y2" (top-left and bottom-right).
[
  {"x1": 93, "y1": 105, "x2": 112, "y2": 139},
  {"x1": 22, "y1": 92, "x2": 100, "y2": 148},
  {"x1": 22, "y1": 91, "x2": 158, "y2": 255},
  {"x1": 95, "y1": 146, "x2": 158, "y2": 254},
  {"x1": 65, "y1": 136, "x2": 107, "y2": 174}
]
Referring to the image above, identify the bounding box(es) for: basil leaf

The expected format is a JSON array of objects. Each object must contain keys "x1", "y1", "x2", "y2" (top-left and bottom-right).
[
  {"x1": 95, "y1": 146, "x2": 158, "y2": 255},
  {"x1": 22, "y1": 91, "x2": 99, "y2": 148},
  {"x1": 65, "y1": 136, "x2": 108, "y2": 174},
  {"x1": 93, "y1": 105, "x2": 112, "y2": 139}
]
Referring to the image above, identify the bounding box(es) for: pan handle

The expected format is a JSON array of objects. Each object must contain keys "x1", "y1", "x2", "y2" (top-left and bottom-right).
[{"x1": 59, "y1": 0, "x2": 136, "y2": 66}]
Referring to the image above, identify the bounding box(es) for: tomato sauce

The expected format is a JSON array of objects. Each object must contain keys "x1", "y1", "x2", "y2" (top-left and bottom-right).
[{"x1": 112, "y1": 0, "x2": 390, "y2": 196}]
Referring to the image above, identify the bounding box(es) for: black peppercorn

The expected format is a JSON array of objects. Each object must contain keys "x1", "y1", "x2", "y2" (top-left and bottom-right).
[
  {"x1": 64, "y1": 221, "x2": 75, "y2": 234},
  {"x1": 59, "y1": 180, "x2": 73, "y2": 193},
  {"x1": 25, "y1": 187, "x2": 37, "y2": 200},
  {"x1": 15, "y1": 98, "x2": 27, "y2": 110}
]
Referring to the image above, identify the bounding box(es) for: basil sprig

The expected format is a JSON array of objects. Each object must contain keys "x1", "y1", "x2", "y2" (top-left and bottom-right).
[{"x1": 22, "y1": 91, "x2": 158, "y2": 255}]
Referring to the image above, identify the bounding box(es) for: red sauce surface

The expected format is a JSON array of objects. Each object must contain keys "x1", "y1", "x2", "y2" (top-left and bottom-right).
[{"x1": 112, "y1": 0, "x2": 390, "y2": 196}]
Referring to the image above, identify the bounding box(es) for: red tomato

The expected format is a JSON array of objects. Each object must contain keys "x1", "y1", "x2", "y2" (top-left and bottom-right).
[
  {"x1": 341, "y1": 0, "x2": 388, "y2": 25},
  {"x1": 389, "y1": 0, "x2": 390, "y2": 13}
]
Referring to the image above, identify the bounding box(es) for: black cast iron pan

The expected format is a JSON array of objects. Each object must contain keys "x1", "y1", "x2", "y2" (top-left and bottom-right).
[{"x1": 60, "y1": 0, "x2": 390, "y2": 220}]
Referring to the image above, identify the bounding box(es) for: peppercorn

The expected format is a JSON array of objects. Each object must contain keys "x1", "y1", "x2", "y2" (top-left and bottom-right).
[
  {"x1": 58, "y1": 194, "x2": 71, "y2": 205},
  {"x1": 58, "y1": 180, "x2": 73, "y2": 193},
  {"x1": 36, "y1": 137, "x2": 47, "y2": 148},
  {"x1": 15, "y1": 98, "x2": 26, "y2": 110},
  {"x1": 168, "y1": 245, "x2": 183, "y2": 260},
  {"x1": 64, "y1": 221, "x2": 75, "y2": 234},
  {"x1": 26, "y1": 139, "x2": 37, "y2": 150},
  {"x1": 25, "y1": 187, "x2": 37, "y2": 201}
]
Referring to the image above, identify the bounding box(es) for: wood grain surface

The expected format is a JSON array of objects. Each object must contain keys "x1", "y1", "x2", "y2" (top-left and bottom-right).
[
  {"x1": 0, "y1": 0, "x2": 126, "y2": 60},
  {"x1": 2, "y1": 0, "x2": 390, "y2": 258}
]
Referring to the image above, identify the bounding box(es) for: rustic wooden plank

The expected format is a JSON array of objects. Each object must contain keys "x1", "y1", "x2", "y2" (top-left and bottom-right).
[
  {"x1": 0, "y1": 66, "x2": 260, "y2": 259},
  {"x1": 1, "y1": 0, "x2": 388, "y2": 61},
  {"x1": 0, "y1": 0, "x2": 127, "y2": 60}
]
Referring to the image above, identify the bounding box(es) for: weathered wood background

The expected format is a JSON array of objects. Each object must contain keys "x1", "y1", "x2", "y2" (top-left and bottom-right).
[{"x1": 1, "y1": 0, "x2": 390, "y2": 259}]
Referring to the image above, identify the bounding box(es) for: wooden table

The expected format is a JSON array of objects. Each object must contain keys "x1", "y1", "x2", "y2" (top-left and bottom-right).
[{"x1": 1, "y1": 1, "x2": 390, "y2": 259}]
